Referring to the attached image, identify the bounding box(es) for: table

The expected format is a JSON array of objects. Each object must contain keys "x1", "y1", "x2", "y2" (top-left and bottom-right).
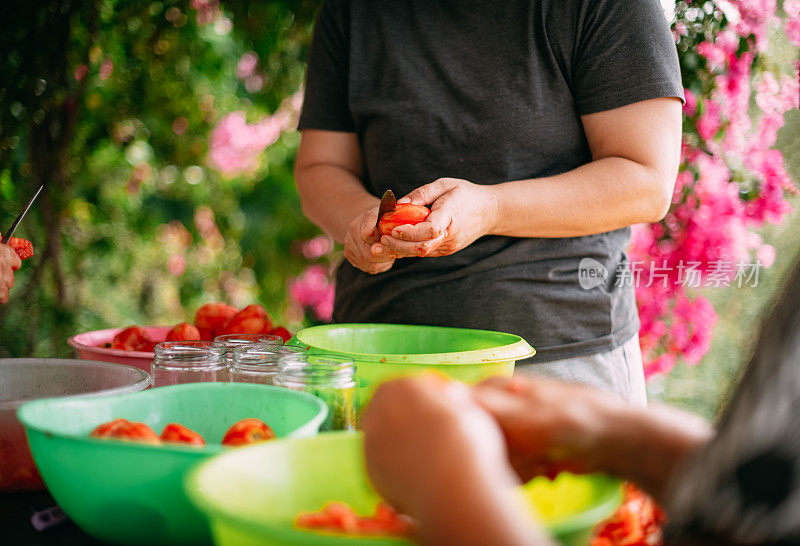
[{"x1": 0, "y1": 490, "x2": 102, "y2": 545}]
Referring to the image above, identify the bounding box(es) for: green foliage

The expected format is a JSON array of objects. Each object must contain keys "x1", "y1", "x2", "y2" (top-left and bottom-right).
[{"x1": 0, "y1": 0, "x2": 323, "y2": 356}]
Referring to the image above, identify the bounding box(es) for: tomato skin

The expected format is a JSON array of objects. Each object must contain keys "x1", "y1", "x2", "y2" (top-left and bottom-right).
[
  {"x1": 221, "y1": 418, "x2": 276, "y2": 446},
  {"x1": 195, "y1": 303, "x2": 238, "y2": 340},
  {"x1": 268, "y1": 326, "x2": 292, "y2": 343},
  {"x1": 166, "y1": 322, "x2": 202, "y2": 342},
  {"x1": 90, "y1": 418, "x2": 161, "y2": 444},
  {"x1": 111, "y1": 326, "x2": 155, "y2": 352},
  {"x1": 160, "y1": 423, "x2": 206, "y2": 446},
  {"x1": 218, "y1": 304, "x2": 272, "y2": 336},
  {"x1": 377, "y1": 204, "x2": 430, "y2": 236}
]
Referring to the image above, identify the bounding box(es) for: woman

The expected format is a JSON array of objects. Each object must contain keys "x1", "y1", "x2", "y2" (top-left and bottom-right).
[
  {"x1": 362, "y1": 253, "x2": 800, "y2": 545},
  {"x1": 294, "y1": 0, "x2": 683, "y2": 403}
]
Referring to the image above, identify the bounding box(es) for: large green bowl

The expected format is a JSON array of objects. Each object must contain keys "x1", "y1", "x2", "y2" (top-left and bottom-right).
[
  {"x1": 17, "y1": 383, "x2": 328, "y2": 545},
  {"x1": 292, "y1": 324, "x2": 535, "y2": 405},
  {"x1": 186, "y1": 432, "x2": 621, "y2": 546}
]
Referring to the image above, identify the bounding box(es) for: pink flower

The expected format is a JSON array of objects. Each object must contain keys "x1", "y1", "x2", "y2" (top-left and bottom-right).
[
  {"x1": 236, "y1": 52, "x2": 258, "y2": 79},
  {"x1": 289, "y1": 265, "x2": 335, "y2": 322},
  {"x1": 697, "y1": 100, "x2": 722, "y2": 140},
  {"x1": 756, "y1": 244, "x2": 776, "y2": 268},
  {"x1": 683, "y1": 88, "x2": 697, "y2": 117},
  {"x1": 208, "y1": 112, "x2": 281, "y2": 175},
  {"x1": 74, "y1": 64, "x2": 88, "y2": 81},
  {"x1": 301, "y1": 236, "x2": 334, "y2": 260},
  {"x1": 99, "y1": 59, "x2": 114, "y2": 80},
  {"x1": 167, "y1": 254, "x2": 187, "y2": 277}
]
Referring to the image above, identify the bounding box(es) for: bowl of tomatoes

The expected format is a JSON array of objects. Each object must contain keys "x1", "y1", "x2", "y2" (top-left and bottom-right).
[
  {"x1": 186, "y1": 432, "x2": 622, "y2": 546},
  {"x1": 68, "y1": 303, "x2": 293, "y2": 373},
  {"x1": 17, "y1": 382, "x2": 327, "y2": 545}
]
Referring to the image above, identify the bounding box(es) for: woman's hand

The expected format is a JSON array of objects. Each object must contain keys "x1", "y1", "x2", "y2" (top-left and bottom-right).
[
  {"x1": 0, "y1": 244, "x2": 21, "y2": 304},
  {"x1": 473, "y1": 375, "x2": 712, "y2": 500},
  {"x1": 379, "y1": 178, "x2": 499, "y2": 258},
  {"x1": 362, "y1": 375, "x2": 551, "y2": 546},
  {"x1": 344, "y1": 206, "x2": 397, "y2": 275},
  {"x1": 362, "y1": 375, "x2": 512, "y2": 516},
  {"x1": 472, "y1": 376, "x2": 616, "y2": 482}
]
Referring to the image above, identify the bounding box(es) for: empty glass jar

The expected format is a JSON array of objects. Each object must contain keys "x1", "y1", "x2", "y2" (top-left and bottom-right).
[
  {"x1": 151, "y1": 341, "x2": 227, "y2": 387},
  {"x1": 274, "y1": 354, "x2": 357, "y2": 432},
  {"x1": 213, "y1": 334, "x2": 283, "y2": 366},
  {"x1": 230, "y1": 344, "x2": 306, "y2": 385}
]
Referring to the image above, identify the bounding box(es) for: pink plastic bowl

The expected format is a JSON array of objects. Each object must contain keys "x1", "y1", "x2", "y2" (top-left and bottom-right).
[{"x1": 68, "y1": 326, "x2": 172, "y2": 374}]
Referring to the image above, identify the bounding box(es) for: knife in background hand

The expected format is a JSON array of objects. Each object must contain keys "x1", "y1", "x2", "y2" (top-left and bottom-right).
[
  {"x1": 376, "y1": 189, "x2": 396, "y2": 229},
  {"x1": 3, "y1": 184, "x2": 44, "y2": 241}
]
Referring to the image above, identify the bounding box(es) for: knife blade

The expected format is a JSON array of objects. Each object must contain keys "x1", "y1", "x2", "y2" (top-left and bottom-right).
[
  {"x1": 376, "y1": 189, "x2": 396, "y2": 229},
  {"x1": 4, "y1": 184, "x2": 44, "y2": 242}
]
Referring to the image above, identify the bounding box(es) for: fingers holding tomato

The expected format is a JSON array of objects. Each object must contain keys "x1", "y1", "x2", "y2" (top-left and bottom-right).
[
  {"x1": 381, "y1": 178, "x2": 498, "y2": 258},
  {"x1": 344, "y1": 206, "x2": 396, "y2": 275}
]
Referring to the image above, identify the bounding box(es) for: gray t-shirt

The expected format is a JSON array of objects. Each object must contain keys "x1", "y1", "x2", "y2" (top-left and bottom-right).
[{"x1": 298, "y1": 0, "x2": 683, "y2": 362}]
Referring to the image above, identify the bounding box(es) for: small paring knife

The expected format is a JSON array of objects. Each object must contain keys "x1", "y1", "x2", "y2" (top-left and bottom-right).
[
  {"x1": 376, "y1": 189, "x2": 396, "y2": 229},
  {"x1": 3, "y1": 184, "x2": 44, "y2": 241}
]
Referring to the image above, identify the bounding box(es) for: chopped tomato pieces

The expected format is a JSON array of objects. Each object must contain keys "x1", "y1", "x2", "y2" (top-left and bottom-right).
[
  {"x1": 195, "y1": 302, "x2": 238, "y2": 340},
  {"x1": 221, "y1": 418, "x2": 276, "y2": 446},
  {"x1": 296, "y1": 502, "x2": 413, "y2": 537},
  {"x1": 89, "y1": 418, "x2": 161, "y2": 444},
  {"x1": 1, "y1": 234, "x2": 34, "y2": 260},
  {"x1": 111, "y1": 326, "x2": 155, "y2": 352},
  {"x1": 591, "y1": 484, "x2": 666, "y2": 546},
  {"x1": 160, "y1": 423, "x2": 205, "y2": 446},
  {"x1": 218, "y1": 304, "x2": 272, "y2": 336},
  {"x1": 166, "y1": 322, "x2": 202, "y2": 342}
]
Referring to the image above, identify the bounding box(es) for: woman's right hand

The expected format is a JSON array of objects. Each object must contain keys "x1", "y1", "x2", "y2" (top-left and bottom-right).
[
  {"x1": 0, "y1": 244, "x2": 21, "y2": 304},
  {"x1": 344, "y1": 206, "x2": 397, "y2": 275}
]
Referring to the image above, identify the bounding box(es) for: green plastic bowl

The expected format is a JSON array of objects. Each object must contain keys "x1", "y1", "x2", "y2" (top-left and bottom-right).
[
  {"x1": 186, "y1": 432, "x2": 621, "y2": 546},
  {"x1": 17, "y1": 383, "x2": 328, "y2": 545},
  {"x1": 292, "y1": 324, "x2": 535, "y2": 404}
]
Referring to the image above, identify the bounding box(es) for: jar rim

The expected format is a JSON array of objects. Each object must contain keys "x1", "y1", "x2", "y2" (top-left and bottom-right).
[{"x1": 154, "y1": 341, "x2": 225, "y2": 365}]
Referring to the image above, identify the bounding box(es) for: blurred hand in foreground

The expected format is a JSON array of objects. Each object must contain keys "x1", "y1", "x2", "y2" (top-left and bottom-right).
[
  {"x1": 0, "y1": 244, "x2": 21, "y2": 304},
  {"x1": 362, "y1": 375, "x2": 553, "y2": 546},
  {"x1": 473, "y1": 375, "x2": 713, "y2": 501}
]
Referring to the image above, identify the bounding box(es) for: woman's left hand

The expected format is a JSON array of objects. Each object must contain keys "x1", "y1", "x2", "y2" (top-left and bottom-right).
[{"x1": 379, "y1": 178, "x2": 499, "y2": 258}]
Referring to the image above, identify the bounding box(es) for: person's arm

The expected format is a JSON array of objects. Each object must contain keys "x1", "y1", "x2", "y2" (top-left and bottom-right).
[
  {"x1": 294, "y1": 129, "x2": 373, "y2": 243},
  {"x1": 472, "y1": 376, "x2": 712, "y2": 504},
  {"x1": 362, "y1": 376, "x2": 554, "y2": 546},
  {"x1": 294, "y1": 129, "x2": 396, "y2": 274},
  {"x1": 0, "y1": 244, "x2": 21, "y2": 304},
  {"x1": 379, "y1": 97, "x2": 682, "y2": 257}
]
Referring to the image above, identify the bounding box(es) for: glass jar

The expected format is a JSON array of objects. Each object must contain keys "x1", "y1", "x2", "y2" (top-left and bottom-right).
[
  {"x1": 151, "y1": 341, "x2": 227, "y2": 387},
  {"x1": 274, "y1": 354, "x2": 357, "y2": 432},
  {"x1": 213, "y1": 334, "x2": 283, "y2": 366},
  {"x1": 230, "y1": 344, "x2": 306, "y2": 386}
]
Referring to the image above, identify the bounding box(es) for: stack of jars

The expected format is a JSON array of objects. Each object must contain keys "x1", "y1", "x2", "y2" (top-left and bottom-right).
[{"x1": 150, "y1": 333, "x2": 357, "y2": 431}]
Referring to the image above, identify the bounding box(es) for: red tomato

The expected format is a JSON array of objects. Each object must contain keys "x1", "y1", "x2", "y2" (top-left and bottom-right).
[
  {"x1": 218, "y1": 304, "x2": 273, "y2": 336},
  {"x1": 221, "y1": 418, "x2": 276, "y2": 446},
  {"x1": 268, "y1": 326, "x2": 292, "y2": 343},
  {"x1": 111, "y1": 326, "x2": 155, "y2": 352},
  {"x1": 90, "y1": 418, "x2": 161, "y2": 444},
  {"x1": 160, "y1": 423, "x2": 206, "y2": 446},
  {"x1": 166, "y1": 322, "x2": 202, "y2": 342},
  {"x1": 377, "y1": 204, "x2": 430, "y2": 236},
  {"x1": 195, "y1": 303, "x2": 238, "y2": 340},
  {"x1": 0, "y1": 234, "x2": 34, "y2": 261}
]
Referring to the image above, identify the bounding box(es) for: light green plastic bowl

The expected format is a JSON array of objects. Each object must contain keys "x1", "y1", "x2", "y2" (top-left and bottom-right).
[
  {"x1": 186, "y1": 432, "x2": 621, "y2": 546},
  {"x1": 17, "y1": 383, "x2": 328, "y2": 545},
  {"x1": 291, "y1": 324, "x2": 535, "y2": 404}
]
